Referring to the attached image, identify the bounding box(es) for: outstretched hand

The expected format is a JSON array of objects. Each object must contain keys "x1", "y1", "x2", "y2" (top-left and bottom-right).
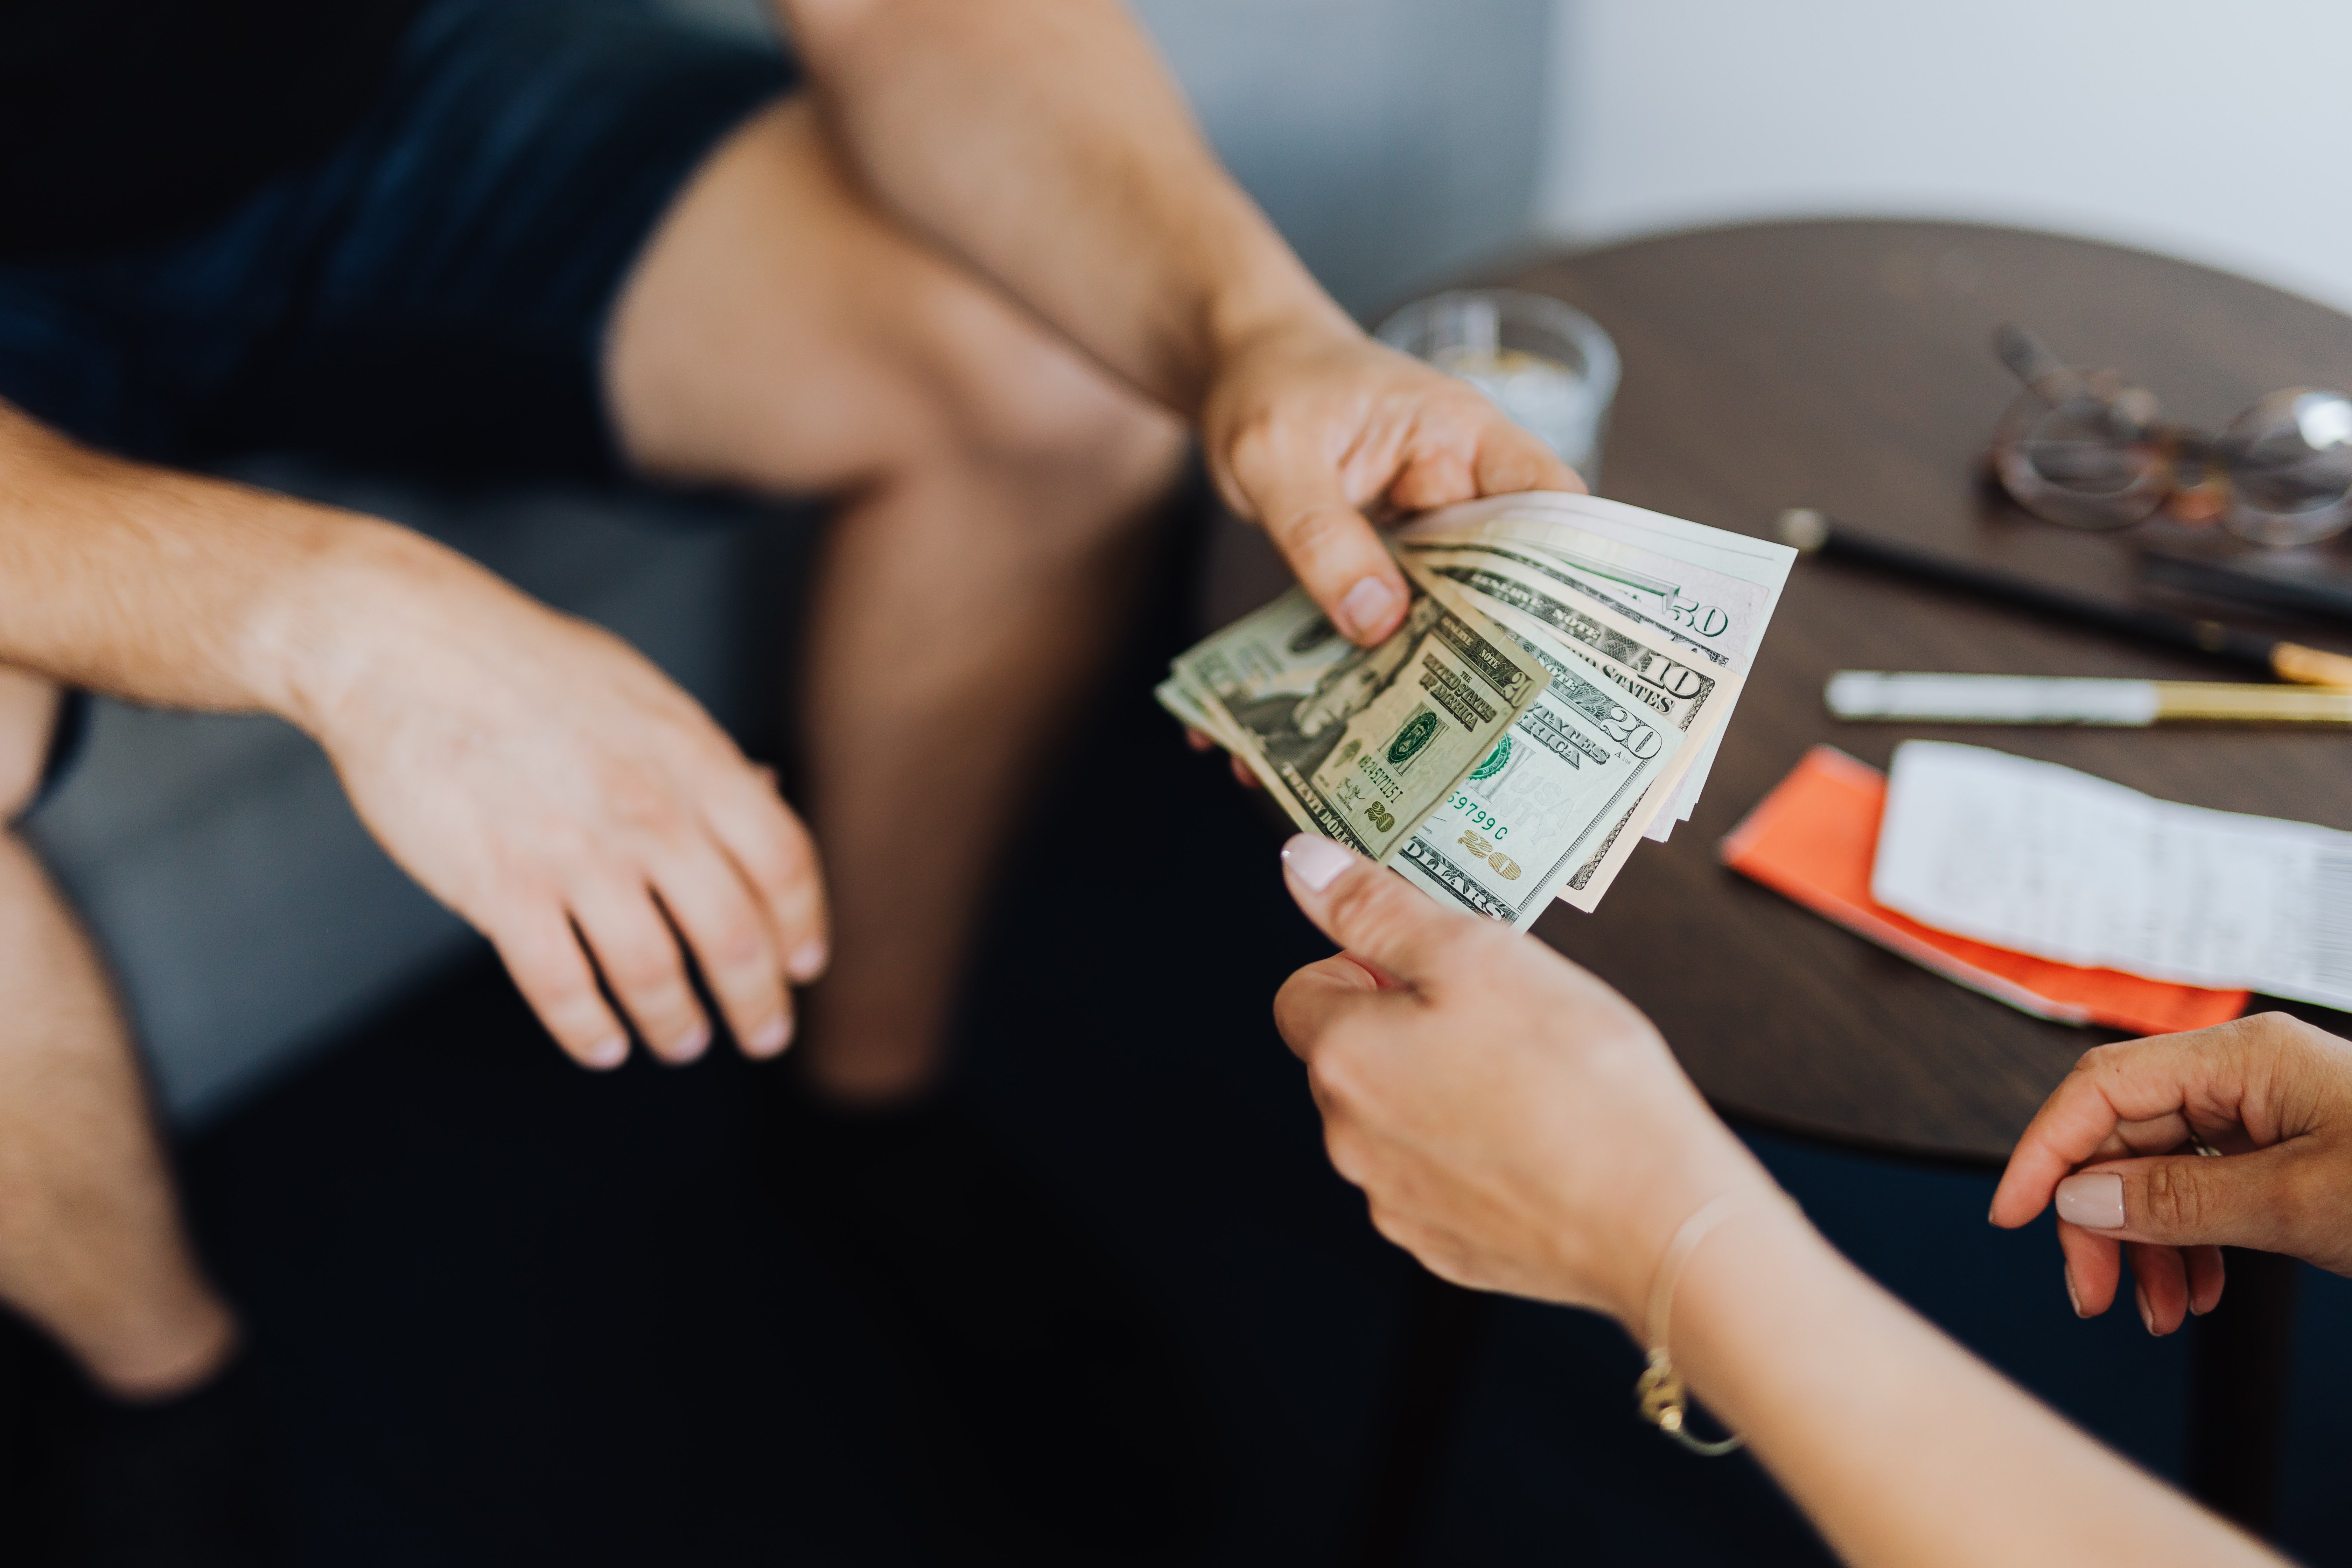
[
  {"x1": 1200, "y1": 318, "x2": 1582, "y2": 647},
  {"x1": 1991, "y1": 1013, "x2": 2352, "y2": 1335},
  {"x1": 307, "y1": 547, "x2": 828, "y2": 1071},
  {"x1": 1269, "y1": 834, "x2": 1766, "y2": 1325}
]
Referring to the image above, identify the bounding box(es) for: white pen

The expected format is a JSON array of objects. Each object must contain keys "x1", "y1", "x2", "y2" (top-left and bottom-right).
[{"x1": 1826, "y1": 672, "x2": 2352, "y2": 727}]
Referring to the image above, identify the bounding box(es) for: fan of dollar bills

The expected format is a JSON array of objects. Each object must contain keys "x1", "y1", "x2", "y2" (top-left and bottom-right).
[{"x1": 1158, "y1": 491, "x2": 1796, "y2": 926}]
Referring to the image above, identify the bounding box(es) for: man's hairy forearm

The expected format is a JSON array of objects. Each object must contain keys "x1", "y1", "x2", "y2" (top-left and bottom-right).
[
  {"x1": 0, "y1": 402, "x2": 485, "y2": 732},
  {"x1": 780, "y1": 0, "x2": 1350, "y2": 414}
]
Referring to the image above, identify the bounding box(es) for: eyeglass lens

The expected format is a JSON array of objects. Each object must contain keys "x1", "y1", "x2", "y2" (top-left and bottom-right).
[
  {"x1": 2220, "y1": 388, "x2": 2352, "y2": 547},
  {"x1": 1995, "y1": 395, "x2": 2166, "y2": 531}
]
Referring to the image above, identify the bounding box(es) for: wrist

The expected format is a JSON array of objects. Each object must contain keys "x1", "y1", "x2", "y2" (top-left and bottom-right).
[
  {"x1": 1194, "y1": 254, "x2": 1355, "y2": 402},
  {"x1": 238, "y1": 510, "x2": 480, "y2": 740},
  {"x1": 1597, "y1": 1147, "x2": 1785, "y2": 1335}
]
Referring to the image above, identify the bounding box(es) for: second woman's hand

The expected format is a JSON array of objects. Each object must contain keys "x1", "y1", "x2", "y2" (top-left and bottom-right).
[{"x1": 1991, "y1": 1012, "x2": 2352, "y2": 1335}]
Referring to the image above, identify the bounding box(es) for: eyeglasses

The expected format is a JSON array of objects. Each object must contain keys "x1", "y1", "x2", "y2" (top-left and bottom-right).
[{"x1": 1988, "y1": 324, "x2": 2352, "y2": 548}]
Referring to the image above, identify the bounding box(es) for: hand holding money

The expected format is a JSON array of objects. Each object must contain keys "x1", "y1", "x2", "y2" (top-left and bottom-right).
[{"x1": 1160, "y1": 492, "x2": 1794, "y2": 925}]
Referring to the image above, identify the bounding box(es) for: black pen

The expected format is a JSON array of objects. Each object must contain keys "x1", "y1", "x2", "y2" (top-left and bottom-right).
[{"x1": 1775, "y1": 509, "x2": 2352, "y2": 688}]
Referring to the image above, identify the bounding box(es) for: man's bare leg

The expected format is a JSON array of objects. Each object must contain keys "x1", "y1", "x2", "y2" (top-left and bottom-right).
[
  {"x1": 609, "y1": 102, "x2": 1186, "y2": 1102},
  {"x1": 0, "y1": 667, "x2": 238, "y2": 1398}
]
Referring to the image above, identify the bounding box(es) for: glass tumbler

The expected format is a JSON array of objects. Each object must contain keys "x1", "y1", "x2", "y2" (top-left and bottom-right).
[{"x1": 1376, "y1": 288, "x2": 1621, "y2": 484}]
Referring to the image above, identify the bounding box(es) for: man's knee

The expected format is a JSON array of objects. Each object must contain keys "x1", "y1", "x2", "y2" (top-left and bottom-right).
[
  {"x1": 0, "y1": 669, "x2": 62, "y2": 823},
  {"x1": 912, "y1": 292, "x2": 1186, "y2": 520}
]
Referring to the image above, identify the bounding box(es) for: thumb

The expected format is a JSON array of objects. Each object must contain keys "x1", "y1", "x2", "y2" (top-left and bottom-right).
[
  {"x1": 2056, "y1": 1145, "x2": 2310, "y2": 1253},
  {"x1": 1280, "y1": 833, "x2": 1488, "y2": 989}
]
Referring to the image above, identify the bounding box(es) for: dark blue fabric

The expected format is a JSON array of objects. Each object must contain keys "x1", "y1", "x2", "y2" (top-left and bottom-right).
[{"x1": 0, "y1": 0, "x2": 795, "y2": 479}]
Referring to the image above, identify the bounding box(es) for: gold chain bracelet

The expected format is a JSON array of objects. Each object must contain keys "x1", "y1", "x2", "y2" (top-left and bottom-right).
[{"x1": 1634, "y1": 1188, "x2": 1782, "y2": 1456}]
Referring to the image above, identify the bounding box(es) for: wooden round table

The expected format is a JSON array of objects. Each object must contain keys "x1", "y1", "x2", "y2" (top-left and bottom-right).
[
  {"x1": 1488, "y1": 219, "x2": 2352, "y2": 1163},
  {"x1": 1267, "y1": 220, "x2": 2352, "y2": 1553}
]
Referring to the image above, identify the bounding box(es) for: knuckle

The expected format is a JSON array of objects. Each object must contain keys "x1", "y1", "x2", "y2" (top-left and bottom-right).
[
  {"x1": 702, "y1": 916, "x2": 770, "y2": 973},
  {"x1": 1324, "y1": 1126, "x2": 1374, "y2": 1191},
  {"x1": 498, "y1": 937, "x2": 572, "y2": 993},
  {"x1": 742, "y1": 816, "x2": 823, "y2": 906},
  {"x1": 1364, "y1": 1200, "x2": 1416, "y2": 1251},
  {"x1": 738, "y1": 831, "x2": 805, "y2": 898},
  {"x1": 1278, "y1": 502, "x2": 1364, "y2": 564},
  {"x1": 602, "y1": 945, "x2": 685, "y2": 999},
  {"x1": 2077, "y1": 1041, "x2": 2133, "y2": 1077},
  {"x1": 600, "y1": 766, "x2": 687, "y2": 839},
  {"x1": 2137, "y1": 1162, "x2": 2206, "y2": 1234},
  {"x1": 1307, "y1": 1047, "x2": 1360, "y2": 1112},
  {"x1": 527, "y1": 968, "x2": 599, "y2": 1016},
  {"x1": 1325, "y1": 871, "x2": 1410, "y2": 945},
  {"x1": 1223, "y1": 408, "x2": 1283, "y2": 482}
]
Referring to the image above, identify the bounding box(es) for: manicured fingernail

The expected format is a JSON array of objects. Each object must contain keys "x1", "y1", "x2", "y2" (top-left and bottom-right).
[
  {"x1": 1337, "y1": 576, "x2": 1399, "y2": 640},
  {"x1": 1282, "y1": 834, "x2": 1355, "y2": 892},
  {"x1": 584, "y1": 1034, "x2": 629, "y2": 1070},
  {"x1": 2136, "y1": 1284, "x2": 2155, "y2": 1335},
  {"x1": 2065, "y1": 1267, "x2": 2084, "y2": 1318},
  {"x1": 747, "y1": 1014, "x2": 792, "y2": 1056},
  {"x1": 2055, "y1": 1172, "x2": 2124, "y2": 1230},
  {"x1": 788, "y1": 940, "x2": 829, "y2": 982},
  {"x1": 668, "y1": 1022, "x2": 711, "y2": 1064}
]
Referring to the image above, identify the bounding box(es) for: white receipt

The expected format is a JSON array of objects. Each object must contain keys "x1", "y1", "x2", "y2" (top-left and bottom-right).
[{"x1": 1872, "y1": 741, "x2": 2352, "y2": 1011}]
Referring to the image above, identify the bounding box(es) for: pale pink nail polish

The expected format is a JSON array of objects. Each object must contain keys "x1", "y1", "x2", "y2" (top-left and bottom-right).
[
  {"x1": 584, "y1": 1034, "x2": 628, "y2": 1070},
  {"x1": 1337, "y1": 576, "x2": 1398, "y2": 639},
  {"x1": 1282, "y1": 834, "x2": 1355, "y2": 892},
  {"x1": 789, "y1": 939, "x2": 828, "y2": 982},
  {"x1": 748, "y1": 1015, "x2": 792, "y2": 1056},
  {"x1": 2065, "y1": 1268, "x2": 2084, "y2": 1318},
  {"x1": 670, "y1": 1022, "x2": 711, "y2": 1064},
  {"x1": 2136, "y1": 1284, "x2": 2155, "y2": 1335},
  {"x1": 2055, "y1": 1171, "x2": 2125, "y2": 1230}
]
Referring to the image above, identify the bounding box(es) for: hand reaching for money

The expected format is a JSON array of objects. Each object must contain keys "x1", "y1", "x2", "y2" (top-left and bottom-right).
[{"x1": 1200, "y1": 318, "x2": 1585, "y2": 646}]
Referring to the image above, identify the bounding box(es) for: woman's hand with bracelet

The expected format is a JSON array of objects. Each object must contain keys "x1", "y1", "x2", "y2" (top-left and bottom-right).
[
  {"x1": 1273, "y1": 836, "x2": 2295, "y2": 1568},
  {"x1": 1268, "y1": 834, "x2": 1774, "y2": 1328},
  {"x1": 1992, "y1": 1012, "x2": 2352, "y2": 1335}
]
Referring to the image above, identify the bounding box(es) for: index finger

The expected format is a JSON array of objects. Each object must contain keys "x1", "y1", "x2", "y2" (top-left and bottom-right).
[
  {"x1": 1990, "y1": 1029, "x2": 2241, "y2": 1226},
  {"x1": 1385, "y1": 411, "x2": 1586, "y2": 514}
]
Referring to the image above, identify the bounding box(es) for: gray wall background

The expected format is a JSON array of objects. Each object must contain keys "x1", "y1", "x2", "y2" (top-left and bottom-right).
[{"x1": 1540, "y1": 0, "x2": 2352, "y2": 315}]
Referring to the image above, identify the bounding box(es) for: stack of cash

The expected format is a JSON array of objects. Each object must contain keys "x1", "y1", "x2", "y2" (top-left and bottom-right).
[{"x1": 1158, "y1": 491, "x2": 1794, "y2": 926}]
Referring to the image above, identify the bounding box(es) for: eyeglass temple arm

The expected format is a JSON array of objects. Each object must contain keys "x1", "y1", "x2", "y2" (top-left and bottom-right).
[
  {"x1": 1993, "y1": 324, "x2": 2155, "y2": 443},
  {"x1": 1993, "y1": 324, "x2": 2080, "y2": 401}
]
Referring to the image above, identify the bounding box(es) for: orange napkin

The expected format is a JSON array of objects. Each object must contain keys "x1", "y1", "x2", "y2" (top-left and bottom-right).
[{"x1": 1720, "y1": 745, "x2": 2248, "y2": 1036}]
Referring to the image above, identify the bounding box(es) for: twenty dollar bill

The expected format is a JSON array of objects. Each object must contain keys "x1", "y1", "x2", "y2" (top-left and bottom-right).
[{"x1": 1165, "y1": 576, "x2": 1549, "y2": 864}]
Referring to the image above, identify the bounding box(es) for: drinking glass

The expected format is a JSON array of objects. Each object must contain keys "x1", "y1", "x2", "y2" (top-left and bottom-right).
[{"x1": 1376, "y1": 288, "x2": 1621, "y2": 484}]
